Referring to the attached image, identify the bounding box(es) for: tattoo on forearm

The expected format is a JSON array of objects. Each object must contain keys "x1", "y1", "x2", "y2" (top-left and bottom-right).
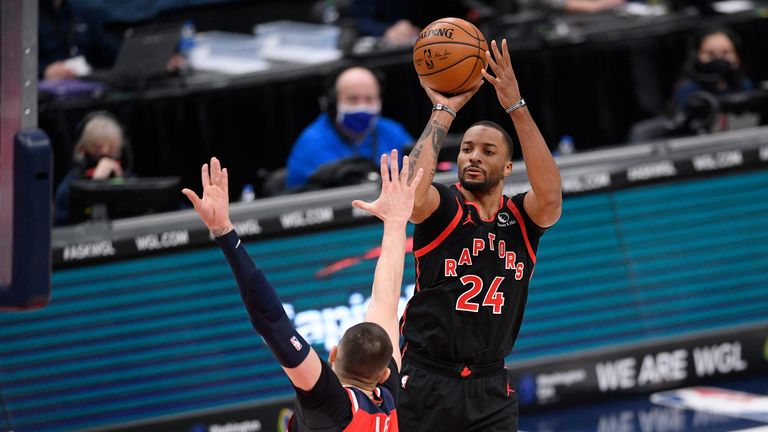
[
  {"x1": 410, "y1": 143, "x2": 423, "y2": 161},
  {"x1": 408, "y1": 143, "x2": 421, "y2": 182},
  {"x1": 432, "y1": 122, "x2": 448, "y2": 154},
  {"x1": 409, "y1": 120, "x2": 449, "y2": 182},
  {"x1": 418, "y1": 122, "x2": 434, "y2": 142}
]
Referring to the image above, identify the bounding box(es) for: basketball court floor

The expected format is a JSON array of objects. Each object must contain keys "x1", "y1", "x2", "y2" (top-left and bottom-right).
[{"x1": 518, "y1": 373, "x2": 768, "y2": 432}]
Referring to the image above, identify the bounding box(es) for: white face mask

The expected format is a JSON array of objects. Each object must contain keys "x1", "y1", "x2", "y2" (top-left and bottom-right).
[{"x1": 336, "y1": 103, "x2": 381, "y2": 135}]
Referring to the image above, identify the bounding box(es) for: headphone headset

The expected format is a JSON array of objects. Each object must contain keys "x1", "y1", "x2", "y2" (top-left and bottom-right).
[
  {"x1": 318, "y1": 65, "x2": 387, "y2": 122},
  {"x1": 73, "y1": 110, "x2": 133, "y2": 172}
]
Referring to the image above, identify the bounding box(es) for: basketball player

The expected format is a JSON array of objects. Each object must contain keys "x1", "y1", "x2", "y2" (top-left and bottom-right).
[
  {"x1": 183, "y1": 151, "x2": 423, "y2": 431},
  {"x1": 398, "y1": 39, "x2": 562, "y2": 431}
]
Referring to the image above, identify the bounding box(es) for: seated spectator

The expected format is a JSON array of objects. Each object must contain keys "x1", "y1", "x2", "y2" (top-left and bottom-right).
[
  {"x1": 54, "y1": 111, "x2": 131, "y2": 225},
  {"x1": 285, "y1": 66, "x2": 413, "y2": 190},
  {"x1": 348, "y1": 0, "x2": 471, "y2": 46},
  {"x1": 628, "y1": 26, "x2": 754, "y2": 142},
  {"x1": 514, "y1": 0, "x2": 626, "y2": 14},
  {"x1": 551, "y1": 0, "x2": 626, "y2": 14},
  {"x1": 39, "y1": 0, "x2": 119, "y2": 80},
  {"x1": 672, "y1": 26, "x2": 753, "y2": 112}
]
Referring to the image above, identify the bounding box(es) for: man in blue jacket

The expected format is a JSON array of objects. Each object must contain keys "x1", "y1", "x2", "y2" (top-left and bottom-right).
[{"x1": 286, "y1": 66, "x2": 413, "y2": 190}]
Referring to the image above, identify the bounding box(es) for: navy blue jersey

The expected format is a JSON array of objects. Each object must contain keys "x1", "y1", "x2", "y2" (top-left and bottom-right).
[
  {"x1": 290, "y1": 359, "x2": 399, "y2": 431},
  {"x1": 401, "y1": 183, "x2": 546, "y2": 364}
]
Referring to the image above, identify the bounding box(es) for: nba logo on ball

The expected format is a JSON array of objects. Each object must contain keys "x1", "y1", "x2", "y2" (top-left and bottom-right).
[
  {"x1": 413, "y1": 17, "x2": 488, "y2": 94},
  {"x1": 424, "y1": 49, "x2": 435, "y2": 70}
]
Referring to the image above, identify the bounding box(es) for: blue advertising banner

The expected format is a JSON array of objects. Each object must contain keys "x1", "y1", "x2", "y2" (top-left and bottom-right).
[{"x1": 2, "y1": 169, "x2": 768, "y2": 432}]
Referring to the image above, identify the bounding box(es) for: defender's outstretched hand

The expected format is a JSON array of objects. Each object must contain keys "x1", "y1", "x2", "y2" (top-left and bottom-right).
[
  {"x1": 481, "y1": 39, "x2": 522, "y2": 110},
  {"x1": 182, "y1": 157, "x2": 234, "y2": 236},
  {"x1": 352, "y1": 149, "x2": 423, "y2": 224}
]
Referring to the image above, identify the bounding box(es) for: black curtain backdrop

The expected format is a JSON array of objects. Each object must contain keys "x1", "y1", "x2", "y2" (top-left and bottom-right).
[{"x1": 39, "y1": 11, "x2": 768, "y2": 201}]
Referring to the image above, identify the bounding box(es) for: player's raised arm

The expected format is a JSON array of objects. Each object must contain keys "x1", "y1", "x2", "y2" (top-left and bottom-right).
[
  {"x1": 482, "y1": 39, "x2": 562, "y2": 227},
  {"x1": 352, "y1": 150, "x2": 423, "y2": 370},
  {"x1": 409, "y1": 79, "x2": 483, "y2": 223},
  {"x1": 183, "y1": 157, "x2": 323, "y2": 391}
]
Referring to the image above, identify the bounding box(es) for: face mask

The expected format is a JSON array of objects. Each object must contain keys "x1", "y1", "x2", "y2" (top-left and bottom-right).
[
  {"x1": 83, "y1": 153, "x2": 121, "y2": 177},
  {"x1": 693, "y1": 58, "x2": 736, "y2": 87},
  {"x1": 84, "y1": 154, "x2": 104, "y2": 168},
  {"x1": 336, "y1": 104, "x2": 380, "y2": 135}
]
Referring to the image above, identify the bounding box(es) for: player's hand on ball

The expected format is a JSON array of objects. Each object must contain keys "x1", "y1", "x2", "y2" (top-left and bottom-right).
[{"x1": 419, "y1": 77, "x2": 484, "y2": 116}]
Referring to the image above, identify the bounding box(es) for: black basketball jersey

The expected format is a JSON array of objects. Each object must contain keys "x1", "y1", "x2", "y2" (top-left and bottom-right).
[{"x1": 402, "y1": 182, "x2": 546, "y2": 364}]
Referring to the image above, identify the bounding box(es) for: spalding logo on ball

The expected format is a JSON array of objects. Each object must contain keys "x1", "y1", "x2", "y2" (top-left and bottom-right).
[{"x1": 413, "y1": 17, "x2": 488, "y2": 94}]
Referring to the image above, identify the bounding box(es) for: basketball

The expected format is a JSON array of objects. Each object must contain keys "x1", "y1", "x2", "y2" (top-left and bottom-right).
[{"x1": 413, "y1": 18, "x2": 488, "y2": 95}]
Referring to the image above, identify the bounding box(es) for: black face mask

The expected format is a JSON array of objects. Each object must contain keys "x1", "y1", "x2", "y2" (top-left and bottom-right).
[
  {"x1": 692, "y1": 58, "x2": 737, "y2": 89},
  {"x1": 84, "y1": 154, "x2": 104, "y2": 169},
  {"x1": 84, "y1": 154, "x2": 101, "y2": 168},
  {"x1": 83, "y1": 154, "x2": 121, "y2": 174}
]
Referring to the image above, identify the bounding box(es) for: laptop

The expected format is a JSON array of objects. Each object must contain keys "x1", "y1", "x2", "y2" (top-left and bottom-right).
[{"x1": 87, "y1": 23, "x2": 183, "y2": 89}]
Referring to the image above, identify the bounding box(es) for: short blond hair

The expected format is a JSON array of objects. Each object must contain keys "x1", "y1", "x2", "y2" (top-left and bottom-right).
[{"x1": 75, "y1": 113, "x2": 124, "y2": 161}]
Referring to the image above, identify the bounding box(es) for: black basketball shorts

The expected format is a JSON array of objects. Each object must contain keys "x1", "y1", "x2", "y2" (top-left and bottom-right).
[{"x1": 397, "y1": 351, "x2": 519, "y2": 432}]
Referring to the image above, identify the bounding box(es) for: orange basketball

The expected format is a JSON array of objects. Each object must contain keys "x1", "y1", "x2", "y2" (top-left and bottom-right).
[{"x1": 413, "y1": 18, "x2": 488, "y2": 95}]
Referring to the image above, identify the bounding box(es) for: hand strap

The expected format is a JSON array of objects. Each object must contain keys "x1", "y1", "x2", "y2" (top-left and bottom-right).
[
  {"x1": 432, "y1": 103, "x2": 457, "y2": 119},
  {"x1": 505, "y1": 98, "x2": 526, "y2": 113}
]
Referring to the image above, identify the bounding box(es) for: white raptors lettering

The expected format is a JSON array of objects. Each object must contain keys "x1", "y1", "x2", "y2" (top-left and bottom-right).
[
  {"x1": 444, "y1": 232, "x2": 525, "y2": 314},
  {"x1": 444, "y1": 232, "x2": 525, "y2": 280}
]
